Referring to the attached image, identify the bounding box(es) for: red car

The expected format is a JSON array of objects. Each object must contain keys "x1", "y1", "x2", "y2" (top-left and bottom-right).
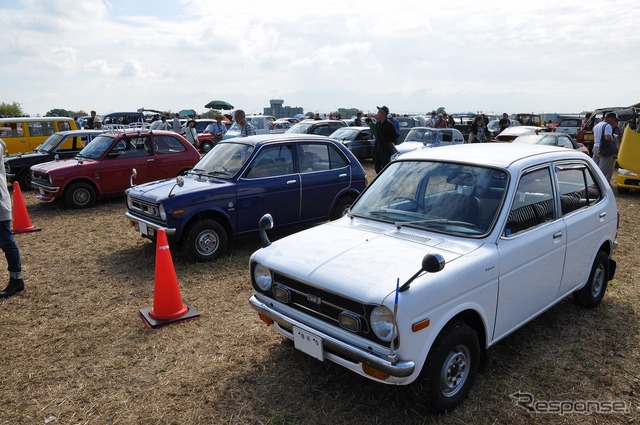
[{"x1": 30, "y1": 129, "x2": 200, "y2": 208}]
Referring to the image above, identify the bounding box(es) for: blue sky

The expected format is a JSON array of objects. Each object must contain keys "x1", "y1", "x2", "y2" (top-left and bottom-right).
[{"x1": 1, "y1": 0, "x2": 639, "y2": 117}]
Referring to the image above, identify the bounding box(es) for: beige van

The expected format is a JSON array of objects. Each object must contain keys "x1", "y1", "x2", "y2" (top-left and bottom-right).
[{"x1": 0, "y1": 117, "x2": 78, "y2": 154}]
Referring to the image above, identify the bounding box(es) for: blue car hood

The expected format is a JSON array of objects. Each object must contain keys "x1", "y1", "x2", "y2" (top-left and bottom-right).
[{"x1": 127, "y1": 174, "x2": 235, "y2": 203}]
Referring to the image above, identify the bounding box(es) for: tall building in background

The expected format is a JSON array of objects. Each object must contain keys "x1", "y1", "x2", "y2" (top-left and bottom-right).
[{"x1": 263, "y1": 99, "x2": 303, "y2": 118}]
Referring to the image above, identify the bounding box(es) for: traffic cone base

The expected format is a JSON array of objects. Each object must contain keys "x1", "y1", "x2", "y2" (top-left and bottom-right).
[
  {"x1": 11, "y1": 182, "x2": 41, "y2": 233},
  {"x1": 139, "y1": 228, "x2": 199, "y2": 329},
  {"x1": 140, "y1": 303, "x2": 199, "y2": 329}
]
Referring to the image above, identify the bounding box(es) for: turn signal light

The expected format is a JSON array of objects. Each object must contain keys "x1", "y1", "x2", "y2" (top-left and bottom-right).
[
  {"x1": 412, "y1": 318, "x2": 430, "y2": 332},
  {"x1": 258, "y1": 313, "x2": 273, "y2": 326},
  {"x1": 362, "y1": 364, "x2": 389, "y2": 380}
]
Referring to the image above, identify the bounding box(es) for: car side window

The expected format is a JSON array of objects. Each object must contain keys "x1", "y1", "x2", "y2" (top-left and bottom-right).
[
  {"x1": 112, "y1": 137, "x2": 152, "y2": 158},
  {"x1": 58, "y1": 136, "x2": 75, "y2": 151},
  {"x1": 311, "y1": 125, "x2": 330, "y2": 136},
  {"x1": 556, "y1": 163, "x2": 602, "y2": 215},
  {"x1": 245, "y1": 145, "x2": 294, "y2": 179},
  {"x1": 58, "y1": 122, "x2": 71, "y2": 132},
  {"x1": 297, "y1": 143, "x2": 348, "y2": 173},
  {"x1": 505, "y1": 167, "x2": 555, "y2": 236},
  {"x1": 1, "y1": 123, "x2": 24, "y2": 138},
  {"x1": 154, "y1": 135, "x2": 186, "y2": 154},
  {"x1": 557, "y1": 136, "x2": 572, "y2": 149}
]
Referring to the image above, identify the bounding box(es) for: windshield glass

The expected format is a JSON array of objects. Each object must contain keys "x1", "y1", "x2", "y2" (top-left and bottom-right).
[
  {"x1": 350, "y1": 160, "x2": 508, "y2": 236},
  {"x1": 78, "y1": 135, "x2": 116, "y2": 159},
  {"x1": 405, "y1": 128, "x2": 437, "y2": 144},
  {"x1": 513, "y1": 135, "x2": 555, "y2": 145},
  {"x1": 189, "y1": 141, "x2": 255, "y2": 178},
  {"x1": 330, "y1": 128, "x2": 356, "y2": 140},
  {"x1": 287, "y1": 122, "x2": 315, "y2": 134},
  {"x1": 36, "y1": 133, "x2": 65, "y2": 153}
]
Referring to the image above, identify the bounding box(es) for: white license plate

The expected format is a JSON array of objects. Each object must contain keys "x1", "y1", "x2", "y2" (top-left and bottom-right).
[
  {"x1": 138, "y1": 222, "x2": 148, "y2": 236},
  {"x1": 293, "y1": 326, "x2": 323, "y2": 361}
]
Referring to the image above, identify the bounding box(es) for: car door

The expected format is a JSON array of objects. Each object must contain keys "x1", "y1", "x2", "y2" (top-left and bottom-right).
[
  {"x1": 235, "y1": 144, "x2": 300, "y2": 232},
  {"x1": 555, "y1": 162, "x2": 605, "y2": 297},
  {"x1": 494, "y1": 165, "x2": 567, "y2": 340},
  {"x1": 99, "y1": 136, "x2": 157, "y2": 194},
  {"x1": 296, "y1": 142, "x2": 351, "y2": 221}
]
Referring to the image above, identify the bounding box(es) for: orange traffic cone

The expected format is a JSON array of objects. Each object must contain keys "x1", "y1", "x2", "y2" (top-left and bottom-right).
[
  {"x1": 11, "y1": 182, "x2": 41, "y2": 233},
  {"x1": 139, "y1": 229, "x2": 199, "y2": 328}
]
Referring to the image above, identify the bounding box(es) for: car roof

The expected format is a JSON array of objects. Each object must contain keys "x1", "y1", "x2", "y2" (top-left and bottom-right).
[
  {"x1": 397, "y1": 143, "x2": 581, "y2": 169},
  {"x1": 219, "y1": 133, "x2": 337, "y2": 147},
  {"x1": 55, "y1": 130, "x2": 107, "y2": 136},
  {"x1": 0, "y1": 117, "x2": 75, "y2": 123}
]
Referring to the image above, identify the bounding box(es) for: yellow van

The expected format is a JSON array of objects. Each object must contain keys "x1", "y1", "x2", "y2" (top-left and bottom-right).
[{"x1": 0, "y1": 117, "x2": 78, "y2": 154}]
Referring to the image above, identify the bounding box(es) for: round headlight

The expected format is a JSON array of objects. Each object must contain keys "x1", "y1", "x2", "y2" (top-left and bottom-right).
[
  {"x1": 370, "y1": 306, "x2": 397, "y2": 342},
  {"x1": 253, "y1": 263, "x2": 272, "y2": 291},
  {"x1": 159, "y1": 204, "x2": 167, "y2": 221}
]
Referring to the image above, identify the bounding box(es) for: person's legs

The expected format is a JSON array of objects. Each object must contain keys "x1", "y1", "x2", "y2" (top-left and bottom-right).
[{"x1": 0, "y1": 220, "x2": 23, "y2": 298}]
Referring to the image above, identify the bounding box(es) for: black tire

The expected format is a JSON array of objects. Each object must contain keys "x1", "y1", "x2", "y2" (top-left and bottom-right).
[
  {"x1": 64, "y1": 182, "x2": 97, "y2": 209},
  {"x1": 182, "y1": 219, "x2": 228, "y2": 262},
  {"x1": 17, "y1": 170, "x2": 32, "y2": 191},
  {"x1": 200, "y1": 140, "x2": 214, "y2": 153},
  {"x1": 331, "y1": 196, "x2": 355, "y2": 220},
  {"x1": 616, "y1": 187, "x2": 630, "y2": 195},
  {"x1": 574, "y1": 251, "x2": 609, "y2": 308},
  {"x1": 420, "y1": 320, "x2": 480, "y2": 413}
]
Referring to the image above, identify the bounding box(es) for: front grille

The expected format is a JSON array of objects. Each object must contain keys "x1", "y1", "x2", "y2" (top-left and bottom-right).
[
  {"x1": 129, "y1": 197, "x2": 160, "y2": 219},
  {"x1": 268, "y1": 272, "x2": 391, "y2": 346},
  {"x1": 31, "y1": 170, "x2": 49, "y2": 183},
  {"x1": 623, "y1": 179, "x2": 640, "y2": 187}
]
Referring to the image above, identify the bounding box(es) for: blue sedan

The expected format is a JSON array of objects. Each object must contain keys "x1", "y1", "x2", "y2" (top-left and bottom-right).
[{"x1": 125, "y1": 134, "x2": 367, "y2": 261}]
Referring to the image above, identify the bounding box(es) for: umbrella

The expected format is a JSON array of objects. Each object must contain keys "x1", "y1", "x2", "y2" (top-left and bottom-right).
[
  {"x1": 179, "y1": 109, "x2": 197, "y2": 118},
  {"x1": 293, "y1": 113, "x2": 305, "y2": 119},
  {"x1": 204, "y1": 100, "x2": 234, "y2": 110}
]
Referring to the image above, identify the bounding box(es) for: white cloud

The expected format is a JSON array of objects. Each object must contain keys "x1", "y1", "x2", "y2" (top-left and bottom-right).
[{"x1": 1, "y1": 0, "x2": 639, "y2": 116}]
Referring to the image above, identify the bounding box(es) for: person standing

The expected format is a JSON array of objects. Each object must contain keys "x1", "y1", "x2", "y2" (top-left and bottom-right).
[
  {"x1": 469, "y1": 116, "x2": 485, "y2": 143},
  {"x1": 184, "y1": 120, "x2": 198, "y2": 147},
  {"x1": 592, "y1": 112, "x2": 619, "y2": 183},
  {"x1": 388, "y1": 113, "x2": 400, "y2": 139},
  {"x1": 234, "y1": 110, "x2": 256, "y2": 137},
  {"x1": 86, "y1": 110, "x2": 97, "y2": 129},
  {"x1": 353, "y1": 112, "x2": 363, "y2": 127},
  {"x1": 172, "y1": 113, "x2": 184, "y2": 135},
  {"x1": 208, "y1": 115, "x2": 227, "y2": 143},
  {"x1": 157, "y1": 116, "x2": 171, "y2": 130},
  {"x1": 373, "y1": 106, "x2": 396, "y2": 173},
  {"x1": 365, "y1": 117, "x2": 377, "y2": 140},
  {"x1": 498, "y1": 113, "x2": 510, "y2": 133},
  {"x1": 0, "y1": 139, "x2": 25, "y2": 299}
]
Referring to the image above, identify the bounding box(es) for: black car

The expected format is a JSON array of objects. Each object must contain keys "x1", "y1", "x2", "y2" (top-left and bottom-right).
[{"x1": 4, "y1": 129, "x2": 105, "y2": 190}]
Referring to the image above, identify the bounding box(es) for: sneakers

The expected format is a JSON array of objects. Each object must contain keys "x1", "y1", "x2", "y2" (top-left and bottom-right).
[{"x1": 0, "y1": 278, "x2": 24, "y2": 298}]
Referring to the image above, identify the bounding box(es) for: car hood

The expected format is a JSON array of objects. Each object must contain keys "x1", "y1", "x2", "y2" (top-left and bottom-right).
[
  {"x1": 252, "y1": 218, "x2": 482, "y2": 303},
  {"x1": 127, "y1": 174, "x2": 235, "y2": 202},
  {"x1": 31, "y1": 157, "x2": 96, "y2": 172}
]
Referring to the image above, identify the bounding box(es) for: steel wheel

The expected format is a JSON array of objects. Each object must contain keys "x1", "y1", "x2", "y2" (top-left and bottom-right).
[{"x1": 439, "y1": 345, "x2": 471, "y2": 397}]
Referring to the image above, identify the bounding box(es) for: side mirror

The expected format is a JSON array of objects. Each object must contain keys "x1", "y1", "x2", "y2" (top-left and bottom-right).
[
  {"x1": 399, "y1": 253, "x2": 445, "y2": 292},
  {"x1": 259, "y1": 214, "x2": 274, "y2": 248},
  {"x1": 129, "y1": 168, "x2": 137, "y2": 187}
]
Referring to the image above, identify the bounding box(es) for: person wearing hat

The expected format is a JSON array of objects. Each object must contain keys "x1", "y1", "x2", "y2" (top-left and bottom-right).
[
  {"x1": 373, "y1": 105, "x2": 397, "y2": 173},
  {"x1": 592, "y1": 112, "x2": 619, "y2": 183},
  {"x1": 93, "y1": 117, "x2": 102, "y2": 129},
  {"x1": 207, "y1": 115, "x2": 228, "y2": 143}
]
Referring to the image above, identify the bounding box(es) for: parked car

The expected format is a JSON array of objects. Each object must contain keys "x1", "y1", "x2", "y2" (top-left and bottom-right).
[
  {"x1": 124, "y1": 133, "x2": 367, "y2": 262},
  {"x1": 493, "y1": 125, "x2": 541, "y2": 142},
  {"x1": 286, "y1": 119, "x2": 347, "y2": 136},
  {"x1": 329, "y1": 126, "x2": 375, "y2": 161},
  {"x1": 395, "y1": 116, "x2": 425, "y2": 144},
  {"x1": 576, "y1": 107, "x2": 638, "y2": 155},
  {"x1": 0, "y1": 117, "x2": 78, "y2": 154},
  {"x1": 4, "y1": 129, "x2": 105, "y2": 190},
  {"x1": 269, "y1": 119, "x2": 294, "y2": 134},
  {"x1": 615, "y1": 125, "x2": 640, "y2": 194},
  {"x1": 223, "y1": 115, "x2": 276, "y2": 140},
  {"x1": 513, "y1": 113, "x2": 542, "y2": 126},
  {"x1": 101, "y1": 112, "x2": 146, "y2": 127},
  {"x1": 511, "y1": 133, "x2": 589, "y2": 155},
  {"x1": 487, "y1": 119, "x2": 520, "y2": 138},
  {"x1": 248, "y1": 143, "x2": 618, "y2": 413},
  {"x1": 392, "y1": 127, "x2": 465, "y2": 160},
  {"x1": 553, "y1": 117, "x2": 583, "y2": 137},
  {"x1": 30, "y1": 129, "x2": 200, "y2": 208}
]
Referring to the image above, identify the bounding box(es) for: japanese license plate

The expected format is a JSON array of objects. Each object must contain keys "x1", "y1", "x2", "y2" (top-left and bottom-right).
[
  {"x1": 138, "y1": 222, "x2": 148, "y2": 236},
  {"x1": 293, "y1": 326, "x2": 323, "y2": 361}
]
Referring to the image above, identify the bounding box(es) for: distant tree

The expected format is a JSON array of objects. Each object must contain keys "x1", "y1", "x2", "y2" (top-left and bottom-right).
[
  {"x1": 45, "y1": 108, "x2": 80, "y2": 118},
  {"x1": 200, "y1": 109, "x2": 218, "y2": 119},
  {"x1": 337, "y1": 108, "x2": 361, "y2": 119},
  {"x1": 0, "y1": 101, "x2": 24, "y2": 117}
]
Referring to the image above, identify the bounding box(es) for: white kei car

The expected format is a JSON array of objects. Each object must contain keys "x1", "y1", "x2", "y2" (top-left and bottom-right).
[{"x1": 248, "y1": 144, "x2": 618, "y2": 413}]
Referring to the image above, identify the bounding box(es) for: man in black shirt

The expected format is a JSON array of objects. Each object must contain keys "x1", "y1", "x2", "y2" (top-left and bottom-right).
[
  {"x1": 373, "y1": 105, "x2": 397, "y2": 173},
  {"x1": 499, "y1": 113, "x2": 510, "y2": 133}
]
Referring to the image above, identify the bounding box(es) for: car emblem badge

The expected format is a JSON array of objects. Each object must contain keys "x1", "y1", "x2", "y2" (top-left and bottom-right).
[{"x1": 307, "y1": 294, "x2": 322, "y2": 305}]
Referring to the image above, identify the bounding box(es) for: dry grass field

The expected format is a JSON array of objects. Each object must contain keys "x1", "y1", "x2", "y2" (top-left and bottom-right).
[{"x1": 1, "y1": 160, "x2": 638, "y2": 425}]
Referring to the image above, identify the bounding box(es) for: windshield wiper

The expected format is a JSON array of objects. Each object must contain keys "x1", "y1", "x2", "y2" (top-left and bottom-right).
[{"x1": 394, "y1": 218, "x2": 477, "y2": 230}]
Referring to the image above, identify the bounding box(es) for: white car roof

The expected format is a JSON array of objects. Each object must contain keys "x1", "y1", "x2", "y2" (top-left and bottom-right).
[{"x1": 396, "y1": 142, "x2": 583, "y2": 169}]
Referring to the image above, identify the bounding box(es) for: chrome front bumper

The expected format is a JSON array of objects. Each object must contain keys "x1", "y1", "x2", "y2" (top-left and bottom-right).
[
  {"x1": 249, "y1": 294, "x2": 415, "y2": 378},
  {"x1": 125, "y1": 211, "x2": 176, "y2": 236}
]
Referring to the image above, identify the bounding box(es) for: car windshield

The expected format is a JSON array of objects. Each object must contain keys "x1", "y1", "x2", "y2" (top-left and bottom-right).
[
  {"x1": 189, "y1": 141, "x2": 255, "y2": 178},
  {"x1": 287, "y1": 122, "x2": 315, "y2": 134},
  {"x1": 513, "y1": 134, "x2": 555, "y2": 146},
  {"x1": 330, "y1": 128, "x2": 356, "y2": 140},
  {"x1": 36, "y1": 133, "x2": 65, "y2": 153},
  {"x1": 405, "y1": 128, "x2": 437, "y2": 144},
  {"x1": 350, "y1": 160, "x2": 508, "y2": 236},
  {"x1": 77, "y1": 135, "x2": 116, "y2": 159}
]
